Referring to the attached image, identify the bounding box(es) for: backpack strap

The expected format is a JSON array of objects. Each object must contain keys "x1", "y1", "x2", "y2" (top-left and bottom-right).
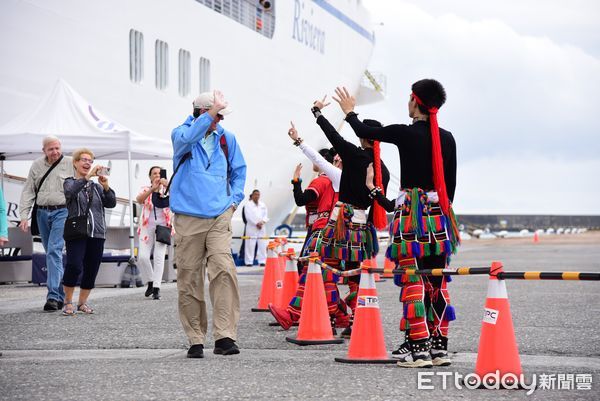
[
  {"x1": 220, "y1": 134, "x2": 231, "y2": 196},
  {"x1": 164, "y1": 151, "x2": 192, "y2": 196}
]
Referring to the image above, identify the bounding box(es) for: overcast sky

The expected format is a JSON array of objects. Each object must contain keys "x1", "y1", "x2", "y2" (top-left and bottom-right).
[{"x1": 357, "y1": 0, "x2": 600, "y2": 215}]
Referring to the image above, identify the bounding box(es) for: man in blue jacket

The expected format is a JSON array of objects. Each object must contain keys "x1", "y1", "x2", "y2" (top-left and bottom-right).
[{"x1": 171, "y1": 90, "x2": 246, "y2": 358}]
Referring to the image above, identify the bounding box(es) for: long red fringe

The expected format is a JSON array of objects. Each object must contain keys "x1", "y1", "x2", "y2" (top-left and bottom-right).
[
  {"x1": 372, "y1": 140, "x2": 388, "y2": 230},
  {"x1": 412, "y1": 92, "x2": 450, "y2": 215}
]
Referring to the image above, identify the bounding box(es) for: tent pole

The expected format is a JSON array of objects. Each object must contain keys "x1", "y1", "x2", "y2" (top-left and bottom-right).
[{"x1": 127, "y1": 151, "x2": 135, "y2": 260}]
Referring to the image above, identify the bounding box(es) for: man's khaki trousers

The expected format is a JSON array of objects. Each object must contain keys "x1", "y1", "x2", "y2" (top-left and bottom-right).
[{"x1": 174, "y1": 208, "x2": 240, "y2": 345}]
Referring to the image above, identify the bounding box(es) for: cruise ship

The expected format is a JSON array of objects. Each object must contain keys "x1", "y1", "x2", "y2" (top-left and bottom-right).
[{"x1": 0, "y1": 0, "x2": 383, "y2": 238}]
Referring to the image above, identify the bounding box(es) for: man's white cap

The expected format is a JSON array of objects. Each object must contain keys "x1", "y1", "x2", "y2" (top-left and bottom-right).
[{"x1": 192, "y1": 91, "x2": 232, "y2": 115}]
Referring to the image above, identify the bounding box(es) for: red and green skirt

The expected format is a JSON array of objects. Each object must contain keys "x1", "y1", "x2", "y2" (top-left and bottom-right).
[
  {"x1": 386, "y1": 188, "x2": 460, "y2": 262},
  {"x1": 311, "y1": 202, "x2": 375, "y2": 262}
]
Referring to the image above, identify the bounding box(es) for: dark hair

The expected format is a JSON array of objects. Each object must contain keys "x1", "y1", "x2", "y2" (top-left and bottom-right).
[
  {"x1": 361, "y1": 119, "x2": 382, "y2": 145},
  {"x1": 148, "y1": 166, "x2": 162, "y2": 177},
  {"x1": 412, "y1": 79, "x2": 447, "y2": 115},
  {"x1": 248, "y1": 189, "x2": 260, "y2": 200},
  {"x1": 318, "y1": 148, "x2": 336, "y2": 164}
]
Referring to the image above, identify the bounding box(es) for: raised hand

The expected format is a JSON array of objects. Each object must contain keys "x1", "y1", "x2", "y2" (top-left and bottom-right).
[
  {"x1": 98, "y1": 175, "x2": 110, "y2": 190},
  {"x1": 212, "y1": 90, "x2": 228, "y2": 112},
  {"x1": 365, "y1": 162, "x2": 375, "y2": 190},
  {"x1": 288, "y1": 121, "x2": 299, "y2": 141},
  {"x1": 86, "y1": 165, "x2": 100, "y2": 180},
  {"x1": 313, "y1": 95, "x2": 331, "y2": 110},
  {"x1": 293, "y1": 163, "x2": 302, "y2": 180},
  {"x1": 332, "y1": 86, "x2": 356, "y2": 115}
]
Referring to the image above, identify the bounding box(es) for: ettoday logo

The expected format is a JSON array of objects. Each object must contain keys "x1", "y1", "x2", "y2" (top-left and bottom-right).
[
  {"x1": 418, "y1": 371, "x2": 594, "y2": 394},
  {"x1": 418, "y1": 370, "x2": 537, "y2": 395}
]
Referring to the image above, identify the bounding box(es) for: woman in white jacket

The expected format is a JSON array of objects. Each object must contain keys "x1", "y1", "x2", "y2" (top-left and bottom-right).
[{"x1": 136, "y1": 166, "x2": 171, "y2": 300}]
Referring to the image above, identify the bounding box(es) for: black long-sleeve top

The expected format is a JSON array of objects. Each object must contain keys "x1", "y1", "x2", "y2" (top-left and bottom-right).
[
  {"x1": 373, "y1": 191, "x2": 396, "y2": 213},
  {"x1": 292, "y1": 181, "x2": 317, "y2": 206},
  {"x1": 316, "y1": 115, "x2": 390, "y2": 211},
  {"x1": 346, "y1": 114, "x2": 457, "y2": 202}
]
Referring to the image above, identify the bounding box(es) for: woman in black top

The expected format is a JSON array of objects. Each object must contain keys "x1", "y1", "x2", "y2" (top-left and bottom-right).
[
  {"x1": 309, "y1": 97, "x2": 390, "y2": 337},
  {"x1": 62, "y1": 148, "x2": 116, "y2": 316},
  {"x1": 333, "y1": 81, "x2": 458, "y2": 368}
]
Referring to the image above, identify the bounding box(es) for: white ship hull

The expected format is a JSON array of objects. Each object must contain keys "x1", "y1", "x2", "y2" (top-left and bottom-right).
[{"x1": 0, "y1": 0, "x2": 375, "y2": 236}]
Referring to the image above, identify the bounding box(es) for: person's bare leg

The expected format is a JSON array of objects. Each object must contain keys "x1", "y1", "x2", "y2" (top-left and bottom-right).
[
  {"x1": 63, "y1": 285, "x2": 76, "y2": 315},
  {"x1": 64, "y1": 285, "x2": 75, "y2": 303},
  {"x1": 77, "y1": 289, "x2": 94, "y2": 313}
]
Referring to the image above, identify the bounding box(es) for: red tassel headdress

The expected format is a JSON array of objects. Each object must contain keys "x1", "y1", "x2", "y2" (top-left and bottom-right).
[{"x1": 411, "y1": 92, "x2": 450, "y2": 215}]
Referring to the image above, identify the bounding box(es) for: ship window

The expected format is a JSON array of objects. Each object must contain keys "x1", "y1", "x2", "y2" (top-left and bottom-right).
[
  {"x1": 178, "y1": 49, "x2": 191, "y2": 97},
  {"x1": 129, "y1": 29, "x2": 144, "y2": 83},
  {"x1": 155, "y1": 40, "x2": 169, "y2": 90},
  {"x1": 199, "y1": 57, "x2": 211, "y2": 93},
  {"x1": 195, "y1": 0, "x2": 275, "y2": 39}
]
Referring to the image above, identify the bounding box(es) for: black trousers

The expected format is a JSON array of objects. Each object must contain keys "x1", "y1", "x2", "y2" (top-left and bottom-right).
[{"x1": 63, "y1": 237, "x2": 105, "y2": 289}]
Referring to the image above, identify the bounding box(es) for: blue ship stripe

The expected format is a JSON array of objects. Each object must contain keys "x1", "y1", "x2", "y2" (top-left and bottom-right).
[{"x1": 312, "y1": 0, "x2": 375, "y2": 43}]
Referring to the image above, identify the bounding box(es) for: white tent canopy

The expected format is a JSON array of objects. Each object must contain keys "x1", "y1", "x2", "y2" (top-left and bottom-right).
[
  {"x1": 0, "y1": 78, "x2": 172, "y2": 160},
  {"x1": 0, "y1": 79, "x2": 173, "y2": 261}
]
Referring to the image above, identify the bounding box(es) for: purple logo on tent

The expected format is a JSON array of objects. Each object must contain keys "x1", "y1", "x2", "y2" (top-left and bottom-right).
[{"x1": 88, "y1": 105, "x2": 117, "y2": 132}]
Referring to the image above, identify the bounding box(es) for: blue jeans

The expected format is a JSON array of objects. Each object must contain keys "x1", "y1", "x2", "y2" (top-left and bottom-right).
[{"x1": 37, "y1": 208, "x2": 67, "y2": 302}]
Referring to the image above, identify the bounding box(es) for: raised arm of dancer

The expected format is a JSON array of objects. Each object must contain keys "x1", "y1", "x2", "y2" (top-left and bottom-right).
[
  {"x1": 332, "y1": 86, "x2": 405, "y2": 143},
  {"x1": 288, "y1": 121, "x2": 341, "y2": 191}
]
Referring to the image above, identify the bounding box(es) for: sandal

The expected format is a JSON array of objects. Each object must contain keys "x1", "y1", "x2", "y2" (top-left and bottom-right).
[
  {"x1": 62, "y1": 302, "x2": 75, "y2": 316},
  {"x1": 77, "y1": 303, "x2": 94, "y2": 314}
]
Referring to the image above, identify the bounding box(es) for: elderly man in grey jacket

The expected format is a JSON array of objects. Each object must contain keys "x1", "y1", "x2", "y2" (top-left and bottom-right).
[{"x1": 19, "y1": 136, "x2": 74, "y2": 312}]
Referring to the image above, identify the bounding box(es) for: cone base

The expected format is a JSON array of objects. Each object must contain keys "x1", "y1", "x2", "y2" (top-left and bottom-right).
[
  {"x1": 250, "y1": 308, "x2": 270, "y2": 312},
  {"x1": 334, "y1": 357, "x2": 397, "y2": 364},
  {"x1": 268, "y1": 321, "x2": 299, "y2": 327},
  {"x1": 286, "y1": 337, "x2": 344, "y2": 345}
]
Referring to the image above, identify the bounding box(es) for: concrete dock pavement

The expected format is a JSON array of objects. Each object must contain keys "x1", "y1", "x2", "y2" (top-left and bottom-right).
[{"x1": 1, "y1": 234, "x2": 599, "y2": 400}]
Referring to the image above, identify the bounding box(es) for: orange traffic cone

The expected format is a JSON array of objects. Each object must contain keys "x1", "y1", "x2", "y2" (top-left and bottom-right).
[
  {"x1": 474, "y1": 261, "x2": 522, "y2": 385},
  {"x1": 382, "y1": 257, "x2": 395, "y2": 279},
  {"x1": 275, "y1": 239, "x2": 286, "y2": 277},
  {"x1": 274, "y1": 248, "x2": 299, "y2": 308},
  {"x1": 286, "y1": 253, "x2": 343, "y2": 345},
  {"x1": 533, "y1": 232, "x2": 539, "y2": 243},
  {"x1": 269, "y1": 248, "x2": 301, "y2": 327},
  {"x1": 251, "y1": 243, "x2": 284, "y2": 312},
  {"x1": 335, "y1": 264, "x2": 396, "y2": 364}
]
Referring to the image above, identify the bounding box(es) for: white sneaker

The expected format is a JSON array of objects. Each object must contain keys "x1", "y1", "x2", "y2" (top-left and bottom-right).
[
  {"x1": 430, "y1": 349, "x2": 451, "y2": 366},
  {"x1": 395, "y1": 340, "x2": 433, "y2": 368},
  {"x1": 397, "y1": 351, "x2": 433, "y2": 368},
  {"x1": 430, "y1": 336, "x2": 451, "y2": 366}
]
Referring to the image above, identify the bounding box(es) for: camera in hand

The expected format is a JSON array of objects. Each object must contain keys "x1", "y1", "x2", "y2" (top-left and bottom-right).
[
  {"x1": 97, "y1": 166, "x2": 111, "y2": 177},
  {"x1": 159, "y1": 168, "x2": 167, "y2": 179}
]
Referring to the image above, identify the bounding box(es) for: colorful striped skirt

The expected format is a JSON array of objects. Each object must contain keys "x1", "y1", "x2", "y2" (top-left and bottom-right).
[
  {"x1": 386, "y1": 188, "x2": 460, "y2": 262},
  {"x1": 305, "y1": 202, "x2": 375, "y2": 262}
]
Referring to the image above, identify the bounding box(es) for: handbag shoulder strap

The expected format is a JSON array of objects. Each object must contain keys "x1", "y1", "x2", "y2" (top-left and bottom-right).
[
  {"x1": 164, "y1": 151, "x2": 192, "y2": 196},
  {"x1": 34, "y1": 155, "x2": 64, "y2": 201},
  {"x1": 81, "y1": 184, "x2": 94, "y2": 217}
]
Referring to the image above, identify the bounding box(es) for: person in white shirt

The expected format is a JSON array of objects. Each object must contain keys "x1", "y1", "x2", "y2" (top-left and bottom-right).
[
  {"x1": 135, "y1": 166, "x2": 171, "y2": 300},
  {"x1": 243, "y1": 189, "x2": 269, "y2": 266}
]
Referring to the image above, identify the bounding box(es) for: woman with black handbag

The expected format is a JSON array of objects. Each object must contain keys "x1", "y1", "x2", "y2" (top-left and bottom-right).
[
  {"x1": 135, "y1": 166, "x2": 171, "y2": 300},
  {"x1": 61, "y1": 148, "x2": 116, "y2": 316}
]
